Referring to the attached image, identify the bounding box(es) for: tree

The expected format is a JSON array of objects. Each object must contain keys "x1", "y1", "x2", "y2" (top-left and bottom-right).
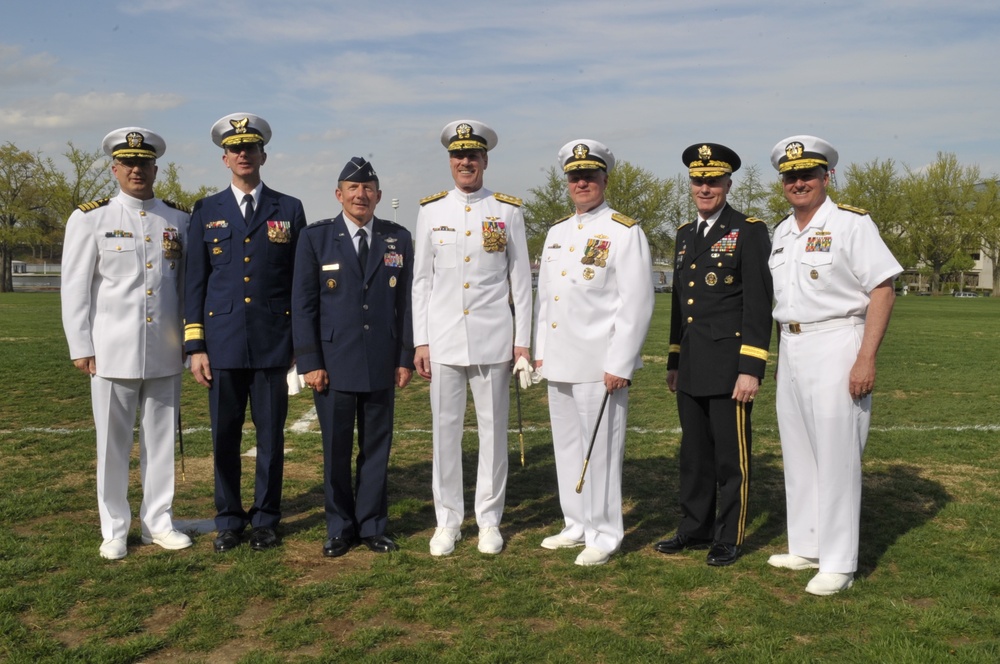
[
  {"x1": 604, "y1": 160, "x2": 678, "y2": 262},
  {"x1": 154, "y1": 162, "x2": 217, "y2": 211},
  {"x1": 970, "y1": 179, "x2": 1000, "y2": 296},
  {"x1": 729, "y1": 164, "x2": 771, "y2": 221},
  {"x1": 522, "y1": 166, "x2": 572, "y2": 260},
  {"x1": 0, "y1": 143, "x2": 60, "y2": 291},
  {"x1": 900, "y1": 153, "x2": 982, "y2": 294},
  {"x1": 839, "y1": 159, "x2": 914, "y2": 267}
]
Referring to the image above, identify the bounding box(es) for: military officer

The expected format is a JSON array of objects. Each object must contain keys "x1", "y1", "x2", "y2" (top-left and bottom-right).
[
  {"x1": 411, "y1": 120, "x2": 533, "y2": 557},
  {"x1": 184, "y1": 113, "x2": 307, "y2": 553},
  {"x1": 61, "y1": 127, "x2": 193, "y2": 560},
  {"x1": 534, "y1": 139, "x2": 655, "y2": 566},
  {"x1": 292, "y1": 157, "x2": 414, "y2": 558},
  {"x1": 654, "y1": 143, "x2": 773, "y2": 567},
  {"x1": 767, "y1": 135, "x2": 901, "y2": 595}
]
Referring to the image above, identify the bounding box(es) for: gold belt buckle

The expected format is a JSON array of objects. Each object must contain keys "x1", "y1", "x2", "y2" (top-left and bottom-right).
[{"x1": 788, "y1": 322, "x2": 801, "y2": 334}]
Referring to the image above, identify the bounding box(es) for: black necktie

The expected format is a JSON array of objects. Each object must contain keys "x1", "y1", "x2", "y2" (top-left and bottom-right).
[
  {"x1": 242, "y1": 194, "x2": 254, "y2": 225},
  {"x1": 357, "y1": 228, "x2": 369, "y2": 269},
  {"x1": 698, "y1": 220, "x2": 708, "y2": 237}
]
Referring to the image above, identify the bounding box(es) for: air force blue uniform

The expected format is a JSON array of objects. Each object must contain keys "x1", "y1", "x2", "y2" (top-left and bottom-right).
[
  {"x1": 292, "y1": 214, "x2": 414, "y2": 540},
  {"x1": 184, "y1": 185, "x2": 307, "y2": 532}
]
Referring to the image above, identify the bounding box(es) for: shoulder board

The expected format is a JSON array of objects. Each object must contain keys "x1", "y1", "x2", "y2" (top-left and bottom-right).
[
  {"x1": 493, "y1": 192, "x2": 523, "y2": 207},
  {"x1": 611, "y1": 212, "x2": 638, "y2": 228},
  {"x1": 162, "y1": 199, "x2": 190, "y2": 213},
  {"x1": 745, "y1": 217, "x2": 764, "y2": 224},
  {"x1": 77, "y1": 198, "x2": 111, "y2": 213},
  {"x1": 551, "y1": 213, "x2": 573, "y2": 226},
  {"x1": 420, "y1": 191, "x2": 448, "y2": 206},
  {"x1": 837, "y1": 203, "x2": 868, "y2": 216},
  {"x1": 677, "y1": 221, "x2": 693, "y2": 230}
]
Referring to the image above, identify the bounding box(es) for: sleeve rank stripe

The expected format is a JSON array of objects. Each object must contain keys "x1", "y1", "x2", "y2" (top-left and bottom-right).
[{"x1": 739, "y1": 345, "x2": 769, "y2": 361}]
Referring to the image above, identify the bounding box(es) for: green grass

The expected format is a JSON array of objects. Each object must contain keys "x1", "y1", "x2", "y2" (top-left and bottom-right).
[{"x1": 1, "y1": 292, "x2": 999, "y2": 662}]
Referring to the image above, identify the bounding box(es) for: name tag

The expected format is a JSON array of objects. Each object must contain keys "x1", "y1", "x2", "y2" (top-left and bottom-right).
[{"x1": 322, "y1": 263, "x2": 340, "y2": 271}]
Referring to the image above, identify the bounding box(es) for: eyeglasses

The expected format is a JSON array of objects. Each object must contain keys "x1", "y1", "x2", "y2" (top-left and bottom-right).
[
  {"x1": 782, "y1": 170, "x2": 822, "y2": 184},
  {"x1": 225, "y1": 144, "x2": 262, "y2": 155}
]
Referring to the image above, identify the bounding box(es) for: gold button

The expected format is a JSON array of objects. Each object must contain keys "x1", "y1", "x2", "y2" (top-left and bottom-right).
[
  {"x1": 465, "y1": 205, "x2": 471, "y2": 212},
  {"x1": 146, "y1": 317, "x2": 152, "y2": 322},
  {"x1": 146, "y1": 289, "x2": 153, "y2": 296},
  {"x1": 139, "y1": 210, "x2": 146, "y2": 217},
  {"x1": 689, "y1": 281, "x2": 695, "y2": 287},
  {"x1": 145, "y1": 236, "x2": 151, "y2": 242},
  {"x1": 718, "y1": 262, "x2": 723, "y2": 267},
  {"x1": 561, "y1": 270, "x2": 567, "y2": 276},
  {"x1": 244, "y1": 297, "x2": 251, "y2": 303},
  {"x1": 465, "y1": 230, "x2": 471, "y2": 236},
  {"x1": 463, "y1": 309, "x2": 469, "y2": 315},
  {"x1": 244, "y1": 257, "x2": 251, "y2": 263},
  {"x1": 464, "y1": 256, "x2": 470, "y2": 262},
  {"x1": 464, "y1": 283, "x2": 470, "y2": 289},
  {"x1": 578, "y1": 224, "x2": 583, "y2": 230},
  {"x1": 736, "y1": 332, "x2": 742, "y2": 337},
  {"x1": 244, "y1": 276, "x2": 250, "y2": 283},
  {"x1": 213, "y1": 238, "x2": 219, "y2": 243},
  {"x1": 209, "y1": 312, "x2": 214, "y2": 317},
  {"x1": 245, "y1": 237, "x2": 251, "y2": 244},
  {"x1": 569, "y1": 246, "x2": 575, "y2": 252},
  {"x1": 116, "y1": 245, "x2": 121, "y2": 251},
  {"x1": 687, "y1": 317, "x2": 693, "y2": 323},
  {"x1": 552, "y1": 322, "x2": 557, "y2": 328},
  {"x1": 146, "y1": 262, "x2": 152, "y2": 269},
  {"x1": 170, "y1": 262, "x2": 176, "y2": 269},
  {"x1": 687, "y1": 298, "x2": 694, "y2": 305},
  {"x1": 554, "y1": 296, "x2": 559, "y2": 301},
  {"x1": 690, "y1": 263, "x2": 696, "y2": 269}
]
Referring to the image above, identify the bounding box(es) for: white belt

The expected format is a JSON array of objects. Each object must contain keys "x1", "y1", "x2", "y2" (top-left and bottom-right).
[{"x1": 781, "y1": 316, "x2": 865, "y2": 334}]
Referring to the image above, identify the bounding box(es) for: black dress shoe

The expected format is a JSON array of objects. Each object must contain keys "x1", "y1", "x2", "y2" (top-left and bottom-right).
[
  {"x1": 653, "y1": 533, "x2": 712, "y2": 554},
  {"x1": 214, "y1": 530, "x2": 242, "y2": 553},
  {"x1": 249, "y1": 527, "x2": 279, "y2": 551},
  {"x1": 706, "y1": 542, "x2": 741, "y2": 567},
  {"x1": 323, "y1": 536, "x2": 354, "y2": 558},
  {"x1": 360, "y1": 534, "x2": 398, "y2": 553}
]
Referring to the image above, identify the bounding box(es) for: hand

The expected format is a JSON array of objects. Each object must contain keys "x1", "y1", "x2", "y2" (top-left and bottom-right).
[
  {"x1": 731, "y1": 373, "x2": 760, "y2": 403},
  {"x1": 666, "y1": 369, "x2": 678, "y2": 394},
  {"x1": 72, "y1": 356, "x2": 96, "y2": 376},
  {"x1": 396, "y1": 367, "x2": 413, "y2": 389},
  {"x1": 305, "y1": 369, "x2": 329, "y2": 393},
  {"x1": 849, "y1": 355, "x2": 876, "y2": 400},
  {"x1": 414, "y1": 345, "x2": 432, "y2": 380},
  {"x1": 604, "y1": 372, "x2": 630, "y2": 394},
  {"x1": 189, "y1": 352, "x2": 212, "y2": 387}
]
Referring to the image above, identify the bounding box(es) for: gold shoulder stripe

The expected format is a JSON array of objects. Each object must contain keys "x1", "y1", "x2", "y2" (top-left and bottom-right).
[
  {"x1": 552, "y1": 213, "x2": 573, "y2": 226},
  {"x1": 419, "y1": 191, "x2": 448, "y2": 206},
  {"x1": 837, "y1": 203, "x2": 868, "y2": 216},
  {"x1": 745, "y1": 217, "x2": 764, "y2": 224},
  {"x1": 77, "y1": 198, "x2": 111, "y2": 213},
  {"x1": 611, "y1": 212, "x2": 638, "y2": 228},
  {"x1": 678, "y1": 221, "x2": 693, "y2": 230},
  {"x1": 493, "y1": 192, "x2": 523, "y2": 207},
  {"x1": 739, "y1": 345, "x2": 769, "y2": 361},
  {"x1": 163, "y1": 199, "x2": 190, "y2": 213}
]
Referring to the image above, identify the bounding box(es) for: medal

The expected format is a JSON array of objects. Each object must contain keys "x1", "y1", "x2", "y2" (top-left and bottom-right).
[{"x1": 705, "y1": 272, "x2": 718, "y2": 286}]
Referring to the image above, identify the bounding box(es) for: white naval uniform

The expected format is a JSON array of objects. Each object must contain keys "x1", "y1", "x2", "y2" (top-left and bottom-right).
[
  {"x1": 412, "y1": 186, "x2": 532, "y2": 529},
  {"x1": 768, "y1": 196, "x2": 901, "y2": 573},
  {"x1": 61, "y1": 190, "x2": 189, "y2": 541},
  {"x1": 534, "y1": 202, "x2": 654, "y2": 553}
]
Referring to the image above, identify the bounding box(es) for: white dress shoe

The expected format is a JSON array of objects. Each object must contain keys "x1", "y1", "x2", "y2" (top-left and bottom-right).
[
  {"x1": 99, "y1": 538, "x2": 127, "y2": 560},
  {"x1": 429, "y1": 527, "x2": 461, "y2": 557},
  {"x1": 142, "y1": 530, "x2": 193, "y2": 550},
  {"x1": 574, "y1": 546, "x2": 611, "y2": 566},
  {"x1": 767, "y1": 553, "x2": 820, "y2": 570},
  {"x1": 477, "y1": 527, "x2": 503, "y2": 554},
  {"x1": 540, "y1": 534, "x2": 585, "y2": 550},
  {"x1": 805, "y1": 572, "x2": 854, "y2": 596}
]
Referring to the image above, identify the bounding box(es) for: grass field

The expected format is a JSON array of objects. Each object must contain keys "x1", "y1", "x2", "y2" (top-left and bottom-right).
[{"x1": 1, "y1": 292, "x2": 999, "y2": 663}]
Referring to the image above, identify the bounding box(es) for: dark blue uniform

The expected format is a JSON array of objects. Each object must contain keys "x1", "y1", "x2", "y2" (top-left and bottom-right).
[
  {"x1": 184, "y1": 185, "x2": 306, "y2": 532},
  {"x1": 667, "y1": 203, "x2": 773, "y2": 547},
  {"x1": 292, "y1": 214, "x2": 413, "y2": 540}
]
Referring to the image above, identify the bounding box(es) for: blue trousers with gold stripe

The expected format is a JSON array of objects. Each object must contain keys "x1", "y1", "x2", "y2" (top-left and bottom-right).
[{"x1": 675, "y1": 391, "x2": 752, "y2": 546}]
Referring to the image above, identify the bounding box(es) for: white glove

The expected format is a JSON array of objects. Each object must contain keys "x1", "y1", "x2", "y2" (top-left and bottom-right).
[
  {"x1": 512, "y1": 356, "x2": 536, "y2": 390},
  {"x1": 287, "y1": 365, "x2": 306, "y2": 395}
]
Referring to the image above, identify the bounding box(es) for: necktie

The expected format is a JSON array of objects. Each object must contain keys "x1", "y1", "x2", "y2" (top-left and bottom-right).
[
  {"x1": 698, "y1": 220, "x2": 708, "y2": 237},
  {"x1": 357, "y1": 228, "x2": 369, "y2": 269},
  {"x1": 242, "y1": 194, "x2": 254, "y2": 225}
]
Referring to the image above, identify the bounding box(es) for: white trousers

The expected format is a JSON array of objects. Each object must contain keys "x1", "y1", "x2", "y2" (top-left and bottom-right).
[
  {"x1": 91, "y1": 374, "x2": 180, "y2": 540},
  {"x1": 776, "y1": 323, "x2": 870, "y2": 573},
  {"x1": 548, "y1": 381, "x2": 628, "y2": 554},
  {"x1": 430, "y1": 361, "x2": 510, "y2": 528}
]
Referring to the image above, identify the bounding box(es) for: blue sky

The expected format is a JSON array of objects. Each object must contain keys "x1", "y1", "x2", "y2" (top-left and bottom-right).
[{"x1": 3, "y1": 0, "x2": 998, "y2": 229}]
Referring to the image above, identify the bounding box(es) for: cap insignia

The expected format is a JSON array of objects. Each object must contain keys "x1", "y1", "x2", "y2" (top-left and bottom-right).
[
  {"x1": 126, "y1": 132, "x2": 144, "y2": 148},
  {"x1": 698, "y1": 145, "x2": 712, "y2": 161},
  {"x1": 457, "y1": 123, "x2": 472, "y2": 140},
  {"x1": 785, "y1": 142, "x2": 804, "y2": 161},
  {"x1": 573, "y1": 144, "x2": 589, "y2": 160},
  {"x1": 230, "y1": 117, "x2": 250, "y2": 135}
]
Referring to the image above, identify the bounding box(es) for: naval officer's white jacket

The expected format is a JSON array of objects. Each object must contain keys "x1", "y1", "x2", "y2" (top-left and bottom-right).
[
  {"x1": 62, "y1": 190, "x2": 189, "y2": 378},
  {"x1": 535, "y1": 202, "x2": 654, "y2": 382},
  {"x1": 412, "y1": 187, "x2": 532, "y2": 365}
]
